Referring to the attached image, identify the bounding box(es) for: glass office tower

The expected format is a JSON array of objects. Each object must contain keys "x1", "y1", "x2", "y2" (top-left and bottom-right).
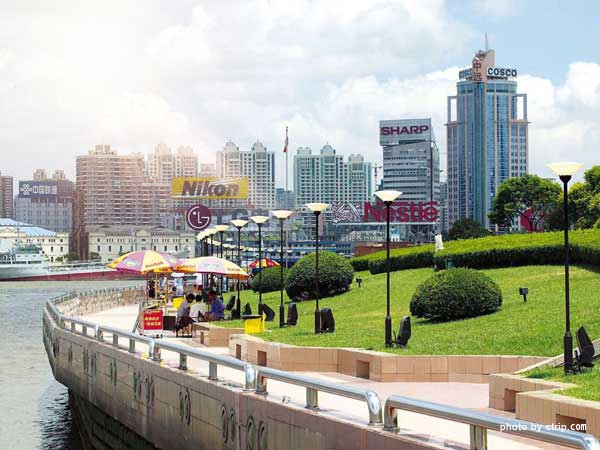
[{"x1": 446, "y1": 49, "x2": 528, "y2": 228}]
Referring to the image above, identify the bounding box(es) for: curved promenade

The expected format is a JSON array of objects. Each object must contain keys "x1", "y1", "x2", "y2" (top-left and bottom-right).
[{"x1": 43, "y1": 287, "x2": 600, "y2": 450}]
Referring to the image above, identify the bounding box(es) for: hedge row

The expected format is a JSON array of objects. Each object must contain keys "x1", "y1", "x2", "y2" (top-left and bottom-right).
[{"x1": 347, "y1": 230, "x2": 600, "y2": 274}]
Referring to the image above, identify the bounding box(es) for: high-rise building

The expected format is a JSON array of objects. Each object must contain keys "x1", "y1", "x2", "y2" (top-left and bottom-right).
[
  {"x1": 294, "y1": 145, "x2": 372, "y2": 207},
  {"x1": 73, "y1": 144, "x2": 170, "y2": 258},
  {"x1": 146, "y1": 144, "x2": 198, "y2": 183},
  {"x1": 446, "y1": 48, "x2": 528, "y2": 228},
  {"x1": 216, "y1": 140, "x2": 275, "y2": 210},
  {"x1": 0, "y1": 172, "x2": 13, "y2": 219},
  {"x1": 15, "y1": 170, "x2": 74, "y2": 232},
  {"x1": 380, "y1": 118, "x2": 440, "y2": 203},
  {"x1": 275, "y1": 188, "x2": 294, "y2": 210}
]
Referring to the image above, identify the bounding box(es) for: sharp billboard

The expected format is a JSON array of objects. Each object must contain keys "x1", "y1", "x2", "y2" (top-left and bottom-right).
[{"x1": 379, "y1": 119, "x2": 432, "y2": 146}]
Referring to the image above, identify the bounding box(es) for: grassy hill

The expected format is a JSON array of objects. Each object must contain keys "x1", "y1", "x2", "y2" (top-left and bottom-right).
[{"x1": 220, "y1": 264, "x2": 600, "y2": 356}]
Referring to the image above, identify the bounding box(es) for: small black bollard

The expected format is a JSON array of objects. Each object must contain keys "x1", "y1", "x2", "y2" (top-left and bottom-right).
[
  {"x1": 519, "y1": 287, "x2": 528, "y2": 302},
  {"x1": 356, "y1": 276, "x2": 362, "y2": 287}
]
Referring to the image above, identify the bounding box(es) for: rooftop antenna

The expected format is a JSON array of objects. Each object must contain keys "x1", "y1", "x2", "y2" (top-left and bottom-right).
[{"x1": 485, "y1": 32, "x2": 489, "y2": 51}]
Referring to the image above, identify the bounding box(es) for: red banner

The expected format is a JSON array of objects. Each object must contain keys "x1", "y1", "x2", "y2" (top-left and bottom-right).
[{"x1": 142, "y1": 310, "x2": 163, "y2": 331}]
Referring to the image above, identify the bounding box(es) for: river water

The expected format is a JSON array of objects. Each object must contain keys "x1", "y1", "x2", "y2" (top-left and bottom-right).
[{"x1": 0, "y1": 280, "x2": 141, "y2": 450}]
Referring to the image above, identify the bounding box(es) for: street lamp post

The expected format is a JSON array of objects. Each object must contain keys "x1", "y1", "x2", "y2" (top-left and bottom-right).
[
  {"x1": 549, "y1": 162, "x2": 583, "y2": 374},
  {"x1": 374, "y1": 190, "x2": 402, "y2": 347},
  {"x1": 214, "y1": 225, "x2": 229, "y2": 293},
  {"x1": 231, "y1": 219, "x2": 248, "y2": 319},
  {"x1": 306, "y1": 203, "x2": 329, "y2": 334},
  {"x1": 250, "y1": 216, "x2": 269, "y2": 315},
  {"x1": 272, "y1": 210, "x2": 293, "y2": 328}
]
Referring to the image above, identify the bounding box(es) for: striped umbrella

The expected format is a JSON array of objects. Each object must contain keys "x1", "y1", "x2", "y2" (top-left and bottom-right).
[
  {"x1": 107, "y1": 250, "x2": 182, "y2": 275},
  {"x1": 175, "y1": 256, "x2": 248, "y2": 279},
  {"x1": 249, "y1": 258, "x2": 280, "y2": 270}
]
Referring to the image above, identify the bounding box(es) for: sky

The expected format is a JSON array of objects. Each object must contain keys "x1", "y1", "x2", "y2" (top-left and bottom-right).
[{"x1": 0, "y1": 0, "x2": 599, "y2": 189}]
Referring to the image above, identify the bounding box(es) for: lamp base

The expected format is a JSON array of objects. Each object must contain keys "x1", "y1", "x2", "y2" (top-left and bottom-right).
[
  {"x1": 279, "y1": 304, "x2": 285, "y2": 328},
  {"x1": 564, "y1": 331, "x2": 573, "y2": 374},
  {"x1": 385, "y1": 315, "x2": 392, "y2": 347},
  {"x1": 314, "y1": 309, "x2": 321, "y2": 334}
]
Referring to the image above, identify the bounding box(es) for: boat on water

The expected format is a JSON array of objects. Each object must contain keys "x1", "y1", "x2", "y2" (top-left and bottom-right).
[{"x1": 0, "y1": 240, "x2": 130, "y2": 281}]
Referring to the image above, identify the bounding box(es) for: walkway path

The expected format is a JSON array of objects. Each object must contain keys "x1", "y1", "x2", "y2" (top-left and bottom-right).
[{"x1": 79, "y1": 305, "x2": 569, "y2": 450}]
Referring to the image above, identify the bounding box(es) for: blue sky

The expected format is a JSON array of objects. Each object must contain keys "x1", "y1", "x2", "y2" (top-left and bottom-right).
[{"x1": 450, "y1": 0, "x2": 600, "y2": 84}]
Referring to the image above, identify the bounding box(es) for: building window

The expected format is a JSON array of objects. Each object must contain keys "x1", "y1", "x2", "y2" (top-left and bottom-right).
[
  {"x1": 50, "y1": 246, "x2": 54, "y2": 252},
  {"x1": 164, "y1": 245, "x2": 167, "y2": 251},
  {"x1": 97, "y1": 246, "x2": 100, "y2": 252},
  {"x1": 108, "y1": 245, "x2": 112, "y2": 252}
]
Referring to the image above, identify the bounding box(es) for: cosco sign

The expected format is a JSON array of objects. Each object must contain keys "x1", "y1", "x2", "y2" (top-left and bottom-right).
[{"x1": 487, "y1": 67, "x2": 517, "y2": 78}]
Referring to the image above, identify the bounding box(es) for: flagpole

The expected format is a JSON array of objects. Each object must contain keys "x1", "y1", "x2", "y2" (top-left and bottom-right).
[{"x1": 285, "y1": 126, "x2": 289, "y2": 194}]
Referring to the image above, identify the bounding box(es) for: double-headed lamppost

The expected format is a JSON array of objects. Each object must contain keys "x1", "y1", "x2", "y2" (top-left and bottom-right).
[
  {"x1": 230, "y1": 219, "x2": 248, "y2": 319},
  {"x1": 306, "y1": 203, "x2": 329, "y2": 334},
  {"x1": 272, "y1": 210, "x2": 293, "y2": 328},
  {"x1": 374, "y1": 190, "x2": 402, "y2": 347},
  {"x1": 548, "y1": 162, "x2": 582, "y2": 374},
  {"x1": 250, "y1": 215, "x2": 269, "y2": 315}
]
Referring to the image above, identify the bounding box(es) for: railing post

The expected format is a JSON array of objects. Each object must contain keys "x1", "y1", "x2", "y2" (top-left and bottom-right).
[
  {"x1": 365, "y1": 391, "x2": 383, "y2": 427},
  {"x1": 71, "y1": 322, "x2": 75, "y2": 332},
  {"x1": 470, "y1": 425, "x2": 488, "y2": 450},
  {"x1": 209, "y1": 362, "x2": 217, "y2": 380},
  {"x1": 383, "y1": 403, "x2": 398, "y2": 432},
  {"x1": 149, "y1": 340, "x2": 161, "y2": 362},
  {"x1": 179, "y1": 353, "x2": 188, "y2": 371},
  {"x1": 82, "y1": 325, "x2": 87, "y2": 336},
  {"x1": 255, "y1": 376, "x2": 267, "y2": 396},
  {"x1": 112, "y1": 334, "x2": 119, "y2": 347},
  {"x1": 243, "y1": 364, "x2": 257, "y2": 392},
  {"x1": 96, "y1": 326, "x2": 102, "y2": 341},
  {"x1": 306, "y1": 387, "x2": 319, "y2": 410},
  {"x1": 128, "y1": 339, "x2": 135, "y2": 353}
]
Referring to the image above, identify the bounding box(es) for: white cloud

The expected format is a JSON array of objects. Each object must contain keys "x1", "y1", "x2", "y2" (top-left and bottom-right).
[{"x1": 0, "y1": 0, "x2": 598, "y2": 194}]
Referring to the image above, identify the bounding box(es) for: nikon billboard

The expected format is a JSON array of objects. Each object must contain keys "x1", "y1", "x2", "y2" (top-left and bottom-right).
[{"x1": 171, "y1": 177, "x2": 249, "y2": 199}]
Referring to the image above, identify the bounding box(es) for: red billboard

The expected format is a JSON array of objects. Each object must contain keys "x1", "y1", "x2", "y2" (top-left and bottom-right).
[
  {"x1": 332, "y1": 201, "x2": 439, "y2": 224},
  {"x1": 142, "y1": 310, "x2": 163, "y2": 331}
]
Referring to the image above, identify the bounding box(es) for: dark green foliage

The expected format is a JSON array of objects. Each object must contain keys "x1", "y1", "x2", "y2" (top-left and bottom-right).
[
  {"x1": 368, "y1": 248, "x2": 434, "y2": 274},
  {"x1": 448, "y1": 218, "x2": 492, "y2": 240},
  {"x1": 489, "y1": 174, "x2": 561, "y2": 231},
  {"x1": 285, "y1": 251, "x2": 354, "y2": 301},
  {"x1": 252, "y1": 266, "x2": 288, "y2": 293},
  {"x1": 410, "y1": 268, "x2": 502, "y2": 322}
]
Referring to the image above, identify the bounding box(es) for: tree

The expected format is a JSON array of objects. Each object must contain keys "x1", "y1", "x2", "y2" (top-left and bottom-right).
[
  {"x1": 89, "y1": 252, "x2": 101, "y2": 261},
  {"x1": 64, "y1": 252, "x2": 80, "y2": 262},
  {"x1": 489, "y1": 174, "x2": 561, "y2": 232},
  {"x1": 447, "y1": 218, "x2": 491, "y2": 240}
]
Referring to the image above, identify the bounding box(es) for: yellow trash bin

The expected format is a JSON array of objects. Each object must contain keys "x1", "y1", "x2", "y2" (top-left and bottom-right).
[
  {"x1": 244, "y1": 315, "x2": 264, "y2": 334},
  {"x1": 172, "y1": 297, "x2": 184, "y2": 310}
]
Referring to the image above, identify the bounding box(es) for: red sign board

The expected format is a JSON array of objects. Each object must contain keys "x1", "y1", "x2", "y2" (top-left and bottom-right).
[
  {"x1": 364, "y1": 201, "x2": 439, "y2": 223},
  {"x1": 142, "y1": 310, "x2": 163, "y2": 331},
  {"x1": 186, "y1": 204, "x2": 212, "y2": 231}
]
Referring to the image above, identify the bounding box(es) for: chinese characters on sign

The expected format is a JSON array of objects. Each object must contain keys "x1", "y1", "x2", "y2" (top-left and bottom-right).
[{"x1": 142, "y1": 310, "x2": 163, "y2": 331}]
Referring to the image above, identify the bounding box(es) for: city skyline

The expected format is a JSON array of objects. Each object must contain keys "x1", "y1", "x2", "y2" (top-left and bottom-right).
[{"x1": 0, "y1": 1, "x2": 598, "y2": 190}]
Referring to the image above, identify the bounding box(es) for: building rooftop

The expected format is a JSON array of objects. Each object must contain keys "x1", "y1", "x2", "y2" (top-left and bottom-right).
[{"x1": 0, "y1": 218, "x2": 57, "y2": 237}]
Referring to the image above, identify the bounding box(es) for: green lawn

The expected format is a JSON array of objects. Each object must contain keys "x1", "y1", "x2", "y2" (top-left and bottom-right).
[
  {"x1": 220, "y1": 265, "x2": 600, "y2": 356},
  {"x1": 525, "y1": 365, "x2": 600, "y2": 401}
]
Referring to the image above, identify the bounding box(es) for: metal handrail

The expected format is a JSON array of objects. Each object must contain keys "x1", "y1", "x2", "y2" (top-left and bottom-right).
[
  {"x1": 384, "y1": 395, "x2": 600, "y2": 450},
  {"x1": 256, "y1": 366, "x2": 382, "y2": 426},
  {"x1": 155, "y1": 340, "x2": 257, "y2": 391}
]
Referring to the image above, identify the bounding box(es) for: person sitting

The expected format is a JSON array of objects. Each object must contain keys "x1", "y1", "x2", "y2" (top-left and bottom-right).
[
  {"x1": 175, "y1": 294, "x2": 194, "y2": 337},
  {"x1": 190, "y1": 297, "x2": 207, "y2": 322},
  {"x1": 148, "y1": 279, "x2": 156, "y2": 298},
  {"x1": 210, "y1": 293, "x2": 225, "y2": 320}
]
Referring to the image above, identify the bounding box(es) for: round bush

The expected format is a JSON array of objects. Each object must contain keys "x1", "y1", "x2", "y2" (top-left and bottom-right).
[
  {"x1": 252, "y1": 266, "x2": 288, "y2": 293},
  {"x1": 410, "y1": 268, "x2": 502, "y2": 322},
  {"x1": 285, "y1": 251, "x2": 354, "y2": 301}
]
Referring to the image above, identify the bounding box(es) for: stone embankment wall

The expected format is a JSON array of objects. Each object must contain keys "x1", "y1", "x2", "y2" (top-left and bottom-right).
[{"x1": 44, "y1": 290, "x2": 442, "y2": 450}]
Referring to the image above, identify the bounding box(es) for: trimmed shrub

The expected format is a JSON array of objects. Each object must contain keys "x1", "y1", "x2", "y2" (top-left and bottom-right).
[
  {"x1": 286, "y1": 251, "x2": 354, "y2": 301},
  {"x1": 252, "y1": 266, "x2": 288, "y2": 293},
  {"x1": 349, "y1": 230, "x2": 600, "y2": 274},
  {"x1": 410, "y1": 268, "x2": 502, "y2": 322}
]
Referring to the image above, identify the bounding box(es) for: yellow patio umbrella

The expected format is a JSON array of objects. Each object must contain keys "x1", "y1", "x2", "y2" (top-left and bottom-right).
[
  {"x1": 107, "y1": 250, "x2": 182, "y2": 275},
  {"x1": 175, "y1": 256, "x2": 249, "y2": 280}
]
